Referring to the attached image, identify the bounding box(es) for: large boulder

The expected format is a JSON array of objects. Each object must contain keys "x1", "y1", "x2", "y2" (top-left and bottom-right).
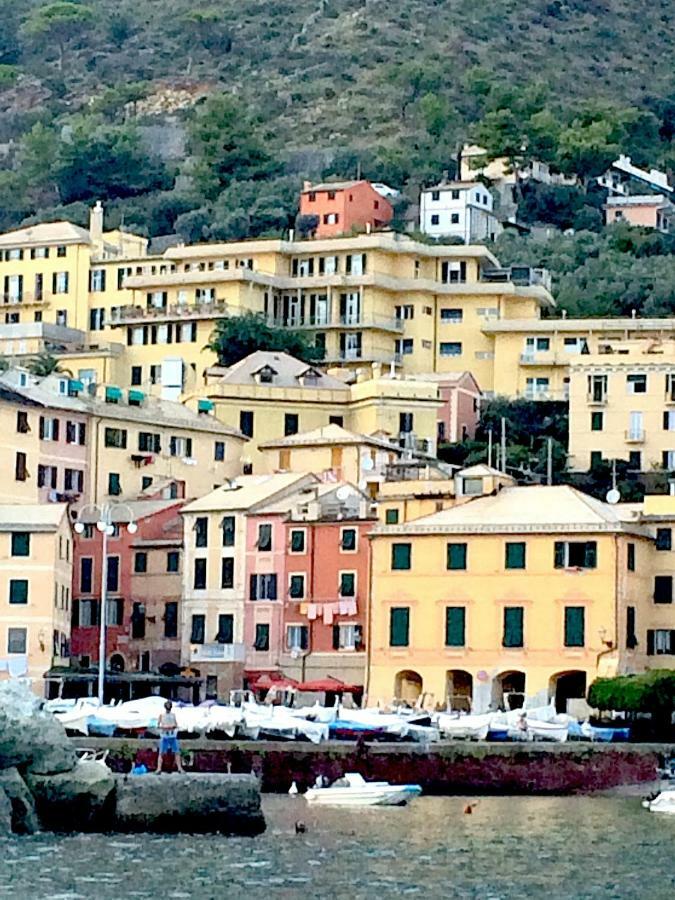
[
  {"x1": 114, "y1": 773, "x2": 265, "y2": 835},
  {"x1": 0, "y1": 681, "x2": 76, "y2": 775},
  {"x1": 0, "y1": 787, "x2": 12, "y2": 835},
  {"x1": 0, "y1": 767, "x2": 38, "y2": 834},
  {"x1": 26, "y1": 761, "x2": 115, "y2": 832}
]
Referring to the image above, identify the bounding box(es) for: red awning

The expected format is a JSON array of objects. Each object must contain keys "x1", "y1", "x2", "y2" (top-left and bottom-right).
[
  {"x1": 248, "y1": 673, "x2": 299, "y2": 690},
  {"x1": 296, "y1": 676, "x2": 362, "y2": 694}
]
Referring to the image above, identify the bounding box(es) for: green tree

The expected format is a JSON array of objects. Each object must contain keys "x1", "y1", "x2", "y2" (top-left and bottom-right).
[
  {"x1": 28, "y1": 353, "x2": 68, "y2": 376},
  {"x1": 206, "y1": 312, "x2": 323, "y2": 367},
  {"x1": 186, "y1": 94, "x2": 277, "y2": 201},
  {"x1": 22, "y1": 2, "x2": 95, "y2": 72},
  {"x1": 180, "y1": 10, "x2": 232, "y2": 74}
]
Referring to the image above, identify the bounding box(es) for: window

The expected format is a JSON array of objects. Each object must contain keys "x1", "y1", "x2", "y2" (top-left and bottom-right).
[
  {"x1": 15, "y1": 452, "x2": 27, "y2": 482},
  {"x1": 395, "y1": 338, "x2": 414, "y2": 356},
  {"x1": 254, "y1": 623, "x2": 270, "y2": 651},
  {"x1": 564, "y1": 607, "x2": 585, "y2": 647},
  {"x1": 56, "y1": 245, "x2": 66, "y2": 257},
  {"x1": 257, "y1": 523, "x2": 272, "y2": 551},
  {"x1": 654, "y1": 575, "x2": 672, "y2": 604},
  {"x1": 440, "y1": 308, "x2": 463, "y2": 323},
  {"x1": 431, "y1": 190, "x2": 440, "y2": 201},
  {"x1": 525, "y1": 337, "x2": 550, "y2": 353},
  {"x1": 78, "y1": 599, "x2": 99, "y2": 627},
  {"x1": 647, "y1": 629, "x2": 675, "y2": 656},
  {"x1": 440, "y1": 342, "x2": 462, "y2": 357},
  {"x1": 39, "y1": 417, "x2": 60, "y2": 442},
  {"x1": 627, "y1": 543, "x2": 635, "y2": 572},
  {"x1": 289, "y1": 574, "x2": 305, "y2": 599},
  {"x1": 80, "y1": 557, "x2": 93, "y2": 593},
  {"x1": 628, "y1": 451, "x2": 642, "y2": 471},
  {"x1": 656, "y1": 528, "x2": 672, "y2": 551},
  {"x1": 191, "y1": 614, "x2": 205, "y2": 644},
  {"x1": 11, "y1": 532, "x2": 30, "y2": 557},
  {"x1": 216, "y1": 614, "x2": 234, "y2": 644},
  {"x1": 195, "y1": 517, "x2": 208, "y2": 548},
  {"x1": 329, "y1": 415, "x2": 343, "y2": 427},
  {"x1": 130, "y1": 602, "x2": 146, "y2": 639},
  {"x1": 37, "y1": 465, "x2": 57, "y2": 489},
  {"x1": 250, "y1": 573, "x2": 278, "y2": 600},
  {"x1": 391, "y1": 543, "x2": 411, "y2": 570},
  {"x1": 591, "y1": 412, "x2": 604, "y2": 431},
  {"x1": 169, "y1": 436, "x2": 192, "y2": 458},
  {"x1": 447, "y1": 543, "x2": 467, "y2": 570},
  {"x1": 138, "y1": 432, "x2": 161, "y2": 453},
  {"x1": 104, "y1": 427, "x2": 127, "y2": 449},
  {"x1": 505, "y1": 542, "x2": 526, "y2": 570},
  {"x1": 399, "y1": 412, "x2": 414, "y2": 434},
  {"x1": 240, "y1": 411, "x2": 254, "y2": 438},
  {"x1": 395, "y1": 304, "x2": 415, "y2": 320},
  {"x1": 221, "y1": 516, "x2": 235, "y2": 547},
  {"x1": 221, "y1": 557, "x2": 234, "y2": 589},
  {"x1": 214, "y1": 441, "x2": 225, "y2": 462},
  {"x1": 284, "y1": 413, "x2": 299, "y2": 436},
  {"x1": 389, "y1": 607, "x2": 410, "y2": 647},
  {"x1": 16, "y1": 411, "x2": 29, "y2": 434},
  {"x1": 333, "y1": 623, "x2": 362, "y2": 651},
  {"x1": 626, "y1": 606, "x2": 637, "y2": 649},
  {"x1": 143, "y1": 475, "x2": 153, "y2": 489},
  {"x1": 66, "y1": 421, "x2": 86, "y2": 445},
  {"x1": 167, "y1": 551, "x2": 180, "y2": 572},
  {"x1": 445, "y1": 607, "x2": 466, "y2": 647},
  {"x1": 526, "y1": 377, "x2": 550, "y2": 399},
  {"x1": 503, "y1": 607, "x2": 524, "y2": 648},
  {"x1": 627, "y1": 374, "x2": 647, "y2": 394},
  {"x1": 287, "y1": 624, "x2": 309, "y2": 651},
  {"x1": 193, "y1": 558, "x2": 207, "y2": 590},
  {"x1": 130, "y1": 366, "x2": 142, "y2": 387},
  {"x1": 89, "y1": 308, "x2": 105, "y2": 331},
  {"x1": 554, "y1": 541, "x2": 597, "y2": 569},
  {"x1": 431, "y1": 214, "x2": 440, "y2": 225},
  {"x1": 290, "y1": 529, "x2": 306, "y2": 553},
  {"x1": 134, "y1": 551, "x2": 148, "y2": 574},
  {"x1": 9, "y1": 579, "x2": 28, "y2": 604},
  {"x1": 164, "y1": 602, "x2": 178, "y2": 639},
  {"x1": 385, "y1": 509, "x2": 399, "y2": 524},
  {"x1": 341, "y1": 528, "x2": 357, "y2": 552},
  {"x1": 64, "y1": 468, "x2": 83, "y2": 493},
  {"x1": 339, "y1": 572, "x2": 355, "y2": 597},
  {"x1": 108, "y1": 473, "x2": 121, "y2": 496},
  {"x1": 450, "y1": 213, "x2": 460, "y2": 224},
  {"x1": 52, "y1": 272, "x2": 69, "y2": 293},
  {"x1": 7, "y1": 628, "x2": 26, "y2": 654},
  {"x1": 589, "y1": 451, "x2": 603, "y2": 470},
  {"x1": 663, "y1": 451, "x2": 675, "y2": 471},
  {"x1": 106, "y1": 557, "x2": 119, "y2": 592}
]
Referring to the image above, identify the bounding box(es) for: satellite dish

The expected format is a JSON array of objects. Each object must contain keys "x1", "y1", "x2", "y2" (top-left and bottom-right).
[
  {"x1": 606, "y1": 489, "x2": 621, "y2": 505},
  {"x1": 336, "y1": 485, "x2": 351, "y2": 501},
  {"x1": 361, "y1": 456, "x2": 374, "y2": 471}
]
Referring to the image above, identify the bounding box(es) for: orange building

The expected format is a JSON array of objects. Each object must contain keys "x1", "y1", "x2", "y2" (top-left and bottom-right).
[{"x1": 299, "y1": 180, "x2": 394, "y2": 238}]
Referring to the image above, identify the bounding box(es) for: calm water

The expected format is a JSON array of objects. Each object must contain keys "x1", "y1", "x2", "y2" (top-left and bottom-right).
[{"x1": 1, "y1": 794, "x2": 674, "y2": 899}]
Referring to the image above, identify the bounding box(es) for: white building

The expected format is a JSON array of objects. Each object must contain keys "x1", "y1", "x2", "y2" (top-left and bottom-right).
[{"x1": 419, "y1": 181, "x2": 502, "y2": 243}]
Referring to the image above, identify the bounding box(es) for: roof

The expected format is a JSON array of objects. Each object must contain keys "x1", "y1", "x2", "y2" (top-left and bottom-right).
[
  {"x1": 458, "y1": 464, "x2": 510, "y2": 478},
  {"x1": 409, "y1": 371, "x2": 481, "y2": 390},
  {"x1": 0, "y1": 221, "x2": 91, "y2": 248},
  {"x1": 258, "y1": 423, "x2": 400, "y2": 451},
  {"x1": 302, "y1": 180, "x2": 365, "y2": 193},
  {"x1": 605, "y1": 194, "x2": 672, "y2": 208},
  {"x1": 211, "y1": 351, "x2": 349, "y2": 391},
  {"x1": 254, "y1": 481, "x2": 367, "y2": 515},
  {"x1": 76, "y1": 499, "x2": 183, "y2": 525},
  {"x1": 423, "y1": 180, "x2": 483, "y2": 192},
  {"x1": 0, "y1": 504, "x2": 68, "y2": 531},
  {"x1": 181, "y1": 473, "x2": 316, "y2": 514},
  {"x1": 375, "y1": 485, "x2": 650, "y2": 535}
]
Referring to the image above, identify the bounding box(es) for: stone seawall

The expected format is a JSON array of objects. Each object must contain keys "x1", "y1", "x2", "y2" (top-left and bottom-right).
[{"x1": 75, "y1": 738, "x2": 674, "y2": 794}]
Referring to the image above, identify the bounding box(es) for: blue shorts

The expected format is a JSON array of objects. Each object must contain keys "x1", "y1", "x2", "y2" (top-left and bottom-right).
[{"x1": 159, "y1": 735, "x2": 179, "y2": 754}]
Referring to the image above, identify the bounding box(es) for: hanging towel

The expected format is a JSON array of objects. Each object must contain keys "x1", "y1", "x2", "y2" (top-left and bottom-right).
[
  {"x1": 323, "y1": 604, "x2": 334, "y2": 626},
  {"x1": 299, "y1": 603, "x2": 308, "y2": 615},
  {"x1": 7, "y1": 655, "x2": 27, "y2": 677},
  {"x1": 343, "y1": 598, "x2": 357, "y2": 616},
  {"x1": 307, "y1": 604, "x2": 318, "y2": 621}
]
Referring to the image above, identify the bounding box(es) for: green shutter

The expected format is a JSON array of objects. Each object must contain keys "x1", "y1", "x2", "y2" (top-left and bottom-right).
[
  {"x1": 385, "y1": 509, "x2": 399, "y2": 524},
  {"x1": 554, "y1": 542, "x2": 565, "y2": 568},
  {"x1": 290, "y1": 530, "x2": 305, "y2": 552},
  {"x1": 447, "y1": 543, "x2": 467, "y2": 570},
  {"x1": 391, "y1": 543, "x2": 411, "y2": 570},
  {"x1": 390, "y1": 607, "x2": 409, "y2": 646},
  {"x1": 503, "y1": 607, "x2": 524, "y2": 647},
  {"x1": 564, "y1": 607, "x2": 585, "y2": 647},
  {"x1": 505, "y1": 542, "x2": 526, "y2": 569},
  {"x1": 9, "y1": 579, "x2": 28, "y2": 604},
  {"x1": 445, "y1": 607, "x2": 465, "y2": 647},
  {"x1": 584, "y1": 542, "x2": 597, "y2": 568}
]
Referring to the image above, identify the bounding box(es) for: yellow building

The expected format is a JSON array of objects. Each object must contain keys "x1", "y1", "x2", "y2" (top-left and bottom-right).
[
  {"x1": 568, "y1": 339, "x2": 675, "y2": 472},
  {"x1": 367, "y1": 484, "x2": 654, "y2": 712},
  {"x1": 0, "y1": 504, "x2": 72, "y2": 692}
]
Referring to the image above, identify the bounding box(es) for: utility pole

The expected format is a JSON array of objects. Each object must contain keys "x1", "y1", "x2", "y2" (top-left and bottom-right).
[
  {"x1": 500, "y1": 417, "x2": 506, "y2": 474},
  {"x1": 547, "y1": 437, "x2": 553, "y2": 485},
  {"x1": 487, "y1": 429, "x2": 493, "y2": 468}
]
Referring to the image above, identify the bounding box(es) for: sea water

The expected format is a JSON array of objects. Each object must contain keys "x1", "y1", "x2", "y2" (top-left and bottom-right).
[{"x1": 1, "y1": 794, "x2": 674, "y2": 899}]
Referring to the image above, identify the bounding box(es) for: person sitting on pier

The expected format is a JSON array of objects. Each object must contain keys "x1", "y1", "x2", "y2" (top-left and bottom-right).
[{"x1": 155, "y1": 700, "x2": 184, "y2": 774}]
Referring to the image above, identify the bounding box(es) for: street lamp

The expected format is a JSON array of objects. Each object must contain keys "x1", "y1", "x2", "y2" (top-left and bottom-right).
[{"x1": 74, "y1": 503, "x2": 137, "y2": 705}]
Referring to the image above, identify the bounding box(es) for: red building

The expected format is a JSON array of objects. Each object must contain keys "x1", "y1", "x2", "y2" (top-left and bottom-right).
[{"x1": 299, "y1": 180, "x2": 394, "y2": 238}]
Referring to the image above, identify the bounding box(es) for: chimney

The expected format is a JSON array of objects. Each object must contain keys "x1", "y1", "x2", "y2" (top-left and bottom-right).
[
  {"x1": 303, "y1": 180, "x2": 312, "y2": 191},
  {"x1": 90, "y1": 201, "x2": 103, "y2": 243},
  {"x1": 442, "y1": 170, "x2": 449, "y2": 185},
  {"x1": 366, "y1": 222, "x2": 371, "y2": 234}
]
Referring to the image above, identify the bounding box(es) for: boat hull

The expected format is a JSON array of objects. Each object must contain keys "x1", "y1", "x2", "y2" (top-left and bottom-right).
[{"x1": 305, "y1": 785, "x2": 422, "y2": 807}]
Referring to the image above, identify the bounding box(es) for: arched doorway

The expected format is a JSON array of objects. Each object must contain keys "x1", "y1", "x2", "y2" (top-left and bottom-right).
[
  {"x1": 109, "y1": 653, "x2": 125, "y2": 673},
  {"x1": 394, "y1": 670, "x2": 423, "y2": 705},
  {"x1": 550, "y1": 670, "x2": 587, "y2": 714},
  {"x1": 494, "y1": 670, "x2": 526, "y2": 710},
  {"x1": 446, "y1": 670, "x2": 473, "y2": 712}
]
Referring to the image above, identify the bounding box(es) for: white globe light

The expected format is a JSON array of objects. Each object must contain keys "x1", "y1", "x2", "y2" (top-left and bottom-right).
[
  {"x1": 126, "y1": 522, "x2": 138, "y2": 534},
  {"x1": 73, "y1": 522, "x2": 85, "y2": 534},
  {"x1": 106, "y1": 524, "x2": 115, "y2": 535},
  {"x1": 96, "y1": 521, "x2": 107, "y2": 532}
]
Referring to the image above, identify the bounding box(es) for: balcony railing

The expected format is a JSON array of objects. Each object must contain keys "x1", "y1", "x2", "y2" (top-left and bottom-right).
[
  {"x1": 190, "y1": 642, "x2": 246, "y2": 663},
  {"x1": 266, "y1": 314, "x2": 403, "y2": 333},
  {"x1": 586, "y1": 391, "x2": 608, "y2": 405},
  {"x1": 482, "y1": 266, "x2": 552, "y2": 291},
  {"x1": 625, "y1": 429, "x2": 646, "y2": 443},
  {"x1": 109, "y1": 300, "x2": 228, "y2": 324},
  {"x1": 2, "y1": 292, "x2": 47, "y2": 306}
]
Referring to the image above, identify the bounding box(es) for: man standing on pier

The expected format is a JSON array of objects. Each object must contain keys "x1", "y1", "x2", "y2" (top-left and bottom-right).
[{"x1": 156, "y1": 700, "x2": 185, "y2": 774}]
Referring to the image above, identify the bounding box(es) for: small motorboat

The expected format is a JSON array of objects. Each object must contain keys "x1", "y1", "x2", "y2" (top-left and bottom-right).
[
  {"x1": 643, "y1": 790, "x2": 675, "y2": 814},
  {"x1": 304, "y1": 772, "x2": 422, "y2": 807}
]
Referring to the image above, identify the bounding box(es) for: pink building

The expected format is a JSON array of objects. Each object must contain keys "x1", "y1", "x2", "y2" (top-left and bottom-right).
[
  {"x1": 410, "y1": 372, "x2": 481, "y2": 444},
  {"x1": 605, "y1": 194, "x2": 675, "y2": 233},
  {"x1": 298, "y1": 180, "x2": 393, "y2": 238}
]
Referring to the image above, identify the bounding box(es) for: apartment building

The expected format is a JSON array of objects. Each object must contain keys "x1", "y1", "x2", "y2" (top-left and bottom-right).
[
  {"x1": 0, "y1": 504, "x2": 72, "y2": 692},
  {"x1": 180, "y1": 473, "x2": 316, "y2": 698},
  {"x1": 419, "y1": 180, "x2": 501, "y2": 243},
  {"x1": 568, "y1": 340, "x2": 675, "y2": 472},
  {"x1": 298, "y1": 180, "x2": 393, "y2": 238},
  {"x1": 0, "y1": 368, "x2": 247, "y2": 504},
  {"x1": 367, "y1": 485, "x2": 654, "y2": 712},
  {"x1": 604, "y1": 195, "x2": 675, "y2": 233}
]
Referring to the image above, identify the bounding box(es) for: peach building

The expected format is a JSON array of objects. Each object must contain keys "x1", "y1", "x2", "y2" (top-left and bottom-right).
[
  {"x1": 299, "y1": 180, "x2": 393, "y2": 238},
  {"x1": 408, "y1": 371, "x2": 481, "y2": 443},
  {"x1": 604, "y1": 195, "x2": 675, "y2": 233}
]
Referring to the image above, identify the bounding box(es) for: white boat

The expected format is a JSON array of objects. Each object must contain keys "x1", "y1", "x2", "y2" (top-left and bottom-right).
[
  {"x1": 526, "y1": 720, "x2": 569, "y2": 742},
  {"x1": 643, "y1": 790, "x2": 675, "y2": 814},
  {"x1": 304, "y1": 772, "x2": 422, "y2": 807},
  {"x1": 435, "y1": 713, "x2": 491, "y2": 740}
]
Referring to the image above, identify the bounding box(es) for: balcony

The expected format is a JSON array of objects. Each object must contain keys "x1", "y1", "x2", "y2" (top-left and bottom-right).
[
  {"x1": 665, "y1": 391, "x2": 675, "y2": 405},
  {"x1": 625, "y1": 429, "x2": 645, "y2": 443},
  {"x1": 482, "y1": 266, "x2": 552, "y2": 291},
  {"x1": 586, "y1": 392, "x2": 608, "y2": 406},
  {"x1": 266, "y1": 314, "x2": 403, "y2": 333},
  {"x1": 109, "y1": 300, "x2": 228, "y2": 325},
  {"x1": 519, "y1": 352, "x2": 565, "y2": 366},
  {"x1": 190, "y1": 642, "x2": 246, "y2": 663},
  {"x1": 2, "y1": 292, "x2": 46, "y2": 307}
]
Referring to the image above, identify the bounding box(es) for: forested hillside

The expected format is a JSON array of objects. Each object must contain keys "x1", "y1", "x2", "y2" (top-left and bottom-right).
[{"x1": 1, "y1": 0, "x2": 675, "y2": 313}]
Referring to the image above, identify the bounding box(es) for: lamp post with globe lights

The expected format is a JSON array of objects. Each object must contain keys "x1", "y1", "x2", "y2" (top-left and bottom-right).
[{"x1": 73, "y1": 503, "x2": 137, "y2": 704}]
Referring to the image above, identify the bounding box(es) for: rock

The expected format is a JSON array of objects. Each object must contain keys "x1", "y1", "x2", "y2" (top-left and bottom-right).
[
  {"x1": 114, "y1": 773, "x2": 265, "y2": 835},
  {"x1": 26, "y1": 761, "x2": 115, "y2": 833},
  {"x1": 0, "y1": 681, "x2": 76, "y2": 775},
  {"x1": 0, "y1": 787, "x2": 12, "y2": 835},
  {"x1": 0, "y1": 767, "x2": 38, "y2": 834}
]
